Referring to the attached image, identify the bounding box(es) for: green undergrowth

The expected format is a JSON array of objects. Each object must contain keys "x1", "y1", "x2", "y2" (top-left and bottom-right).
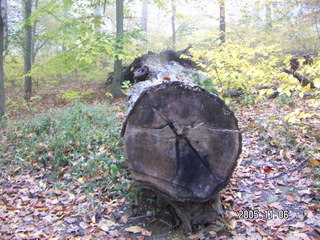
[{"x1": 0, "y1": 103, "x2": 130, "y2": 195}]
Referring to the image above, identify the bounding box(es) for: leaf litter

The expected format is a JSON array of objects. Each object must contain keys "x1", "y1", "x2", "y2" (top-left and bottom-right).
[{"x1": 0, "y1": 98, "x2": 319, "y2": 239}]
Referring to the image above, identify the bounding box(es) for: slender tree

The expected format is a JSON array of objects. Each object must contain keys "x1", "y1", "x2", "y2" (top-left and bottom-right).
[
  {"x1": 0, "y1": 0, "x2": 7, "y2": 118},
  {"x1": 23, "y1": 0, "x2": 33, "y2": 100},
  {"x1": 171, "y1": 0, "x2": 176, "y2": 51},
  {"x1": 31, "y1": 0, "x2": 38, "y2": 63},
  {"x1": 265, "y1": 0, "x2": 272, "y2": 28},
  {"x1": 254, "y1": 0, "x2": 261, "y2": 20},
  {"x1": 142, "y1": 0, "x2": 148, "y2": 31},
  {"x1": 219, "y1": 0, "x2": 226, "y2": 46},
  {"x1": 111, "y1": 0, "x2": 124, "y2": 98}
]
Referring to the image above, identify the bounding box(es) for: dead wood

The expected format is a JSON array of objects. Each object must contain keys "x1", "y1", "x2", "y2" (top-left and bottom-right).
[
  {"x1": 121, "y1": 51, "x2": 242, "y2": 231},
  {"x1": 281, "y1": 68, "x2": 316, "y2": 88}
]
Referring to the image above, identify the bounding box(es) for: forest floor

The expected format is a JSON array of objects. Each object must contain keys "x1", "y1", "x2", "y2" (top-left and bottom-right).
[{"x1": 0, "y1": 83, "x2": 319, "y2": 240}]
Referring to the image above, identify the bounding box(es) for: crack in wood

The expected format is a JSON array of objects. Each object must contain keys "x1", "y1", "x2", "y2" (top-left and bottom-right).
[
  {"x1": 152, "y1": 108, "x2": 213, "y2": 175},
  {"x1": 129, "y1": 169, "x2": 196, "y2": 197}
]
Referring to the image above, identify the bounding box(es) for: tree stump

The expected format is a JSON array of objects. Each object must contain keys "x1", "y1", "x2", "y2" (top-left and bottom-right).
[{"x1": 121, "y1": 51, "x2": 242, "y2": 231}]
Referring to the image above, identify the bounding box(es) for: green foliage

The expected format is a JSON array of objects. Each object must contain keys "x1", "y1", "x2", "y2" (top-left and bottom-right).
[
  {"x1": 190, "y1": 73, "x2": 218, "y2": 95},
  {"x1": 256, "y1": 108, "x2": 319, "y2": 161},
  {"x1": 58, "y1": 89, "x2": 94, "y2": 103},
  {"x1": 121, "y1": 80, "x2": 132, "y2": 95},
  {"x1": 191, "y1": 41, "x2": 283, "y2": 100},
  {"x1": 192, "y1": 40, "x2": 319, "y2": 162},
  {"x1": 1, "y1": 104, "x2": 125, "y2": 180},
  {"x1": 5, "y1": 0, "x2": 142, "y2": 91},
  {"x1": 192, "y1": 41, "x2": 319, "y2": 102},
  {"x1": 3, "y1": 56, "x2": 24, "y2": 88},
  {"x1": 30, "y1": 0, "x2": 141, "y2": 75}
]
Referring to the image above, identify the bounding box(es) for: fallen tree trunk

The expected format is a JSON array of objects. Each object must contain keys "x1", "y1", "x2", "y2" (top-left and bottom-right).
[
  {"x1": 281, "y1": 68, "x2": 315, "y2": 88},
  {"x1": 121, "y1": 51, "x2": 242, "y2": 231}
]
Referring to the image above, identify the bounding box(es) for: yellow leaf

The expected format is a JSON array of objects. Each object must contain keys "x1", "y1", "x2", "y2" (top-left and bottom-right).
[
  {"x1": 98, "y1": 221, "x2": 113, "y2": 232},
  {"x1": 308, "y1": 158, "x2": 320, "y2": 167},
  {"x1": 299, "y1": 92, "x2": 304, "y2": 98},
  {"x1": 189, "y1": 234, "x2": 201, "y2": 239},
  {"x1": 266, "y1": 89, "x2": 275, "y2": 95},
  {"x1": 77, "y1": 177, "x2": 85, "y2": 184},
  {"x1": 124, "y1": 226, "x2": 152, "y2": 236}
]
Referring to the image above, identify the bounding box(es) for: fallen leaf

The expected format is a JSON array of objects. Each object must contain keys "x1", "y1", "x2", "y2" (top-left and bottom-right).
[
  {"x1": 300, "y1": 226, "x2": 314, "y2": 233},
  {"x1": 308, "y1": 204, "x2": 320, "y2": 210},
  {"x1": 263, "y1": 165, "x2": 272, "y2": 173},
  {"x1": 65, "y1": 217, "x2": 77, "y2": 224},
  {"x1": 286, "y1": 233, "x2": 310, "y2": 240},
  {"x1": 286, "y1": 194, "x2": 295, "y2": 202},
  {"x1": 291, "y1": 222, "x2": 306, "y2": 228},
  {"x1": 120, "y1": 215, "x2": 129, "y2": 223},
  {"x1": 79, "y1": 222, "x2": 89, "y2": 229},
  {"x1": 256, "y1": 228, "x2": 267, "y2": 237},
  {"x1": 299, "y1": 196, "x2": 313, "y2": 204},
  {"x1": 266, "y1": 218, "x2": 286, "y2": 227},
  {"x1": 298, "y1": 189, "x2": 313, "y2": 196},
  {"x1": 275, "y1": 189, "x2": 282, "y2": 194},
  {"x1": 98, "y1": 220, "x2": 115, "y2": 232},
  {"x1": 125, "y1": 226, "x2": 152, "y2": 236},
  {"x1": 269, "y1": 202, "x2": 283, "y2": 210},
  {"x1": 229, "y1": 219, "x2": 237, "y2": 230},
  {"x1": 189, "y1": 234, "x2": 200, "y2": 239},
  {"x1": 308, "y1": 158, "x2": 320, "y2": 167},
  {"x1": 277, "y1": 181, "x2": 285, "y2": 186},
  {"x1": 92, "y1": 229, "x2": 107, "y2": 237}
]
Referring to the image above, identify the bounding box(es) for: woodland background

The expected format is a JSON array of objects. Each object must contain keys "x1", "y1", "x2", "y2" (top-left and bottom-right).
[{"x1": 0, "y1": 0, "x2": 319, "y2": 239}]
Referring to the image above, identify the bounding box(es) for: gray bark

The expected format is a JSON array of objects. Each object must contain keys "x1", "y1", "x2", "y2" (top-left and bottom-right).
[
  {"x1": 265, "y1": 0, "x2": 272, "y2": 27},
  {"x1": 62, "y1": 7, "x2": 68, "y2": 52},
  {"x1": 0, "y1": 0, "x2": 7, "y2": 118},
  {"x1": 141, "y1": 0, "x2": 148, "y2": 31},
  {"x1": 219, "y1": 0, "x2": 226, "y2": 45},
  {"x1": 31, "y1": 0, "x2": 38, "y2": 63},
  {"x1": 122, "y1": 53, "x2": 242, "y2": 231},
  {"x1": 171, "y1": 0, "x2": 176, "y2": 51},
  {"x1": 24, "y1": 0, "x2": 32, "y2": 100},
  {"x1": 111, "y1": 0, "x2": 124, "y2": 98}
]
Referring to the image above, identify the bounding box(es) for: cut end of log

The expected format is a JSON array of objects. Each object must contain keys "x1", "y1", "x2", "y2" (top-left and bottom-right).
[
  {"x1": 122, "y1": 82, "x2": 241, "y2": 202},
  {"x1": 121, "y1": 51, "x2": 242, "y2": 231}
]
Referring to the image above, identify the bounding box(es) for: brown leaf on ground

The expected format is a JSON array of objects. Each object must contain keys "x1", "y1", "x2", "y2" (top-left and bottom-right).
[{"x1": 124, "y1": 226, "x2": 152, "y2": 236}]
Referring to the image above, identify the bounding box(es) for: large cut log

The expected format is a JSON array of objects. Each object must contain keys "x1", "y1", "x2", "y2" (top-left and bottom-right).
[{"x1": 121, "y1": 51, "x2": 242, "y2": 231}]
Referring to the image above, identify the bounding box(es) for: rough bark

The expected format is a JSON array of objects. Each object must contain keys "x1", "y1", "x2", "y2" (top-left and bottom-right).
[
  {"x1": 219, "y1": 0, "x2": 226, "y2": 45},
  {"x1": 122, "y1": 52, "x2": 242, "y2": 231},
  {"x1": 24, "y1": 0, "x2": 33, "y2": 100},
  {"x1": 111, "y1": 0, "x2": 124, "y2": 98},
  {"x1": 265, "y1": 0, "x2": 272, "y2": 28},
  {"x1": 31, "y1": 0, "x2": 38, "y2": 63},
  {"x1": 282, "y1": 68, "x2": 315, "y2": 88},
  {"x1": 141, "y1": 0, "x2": 148, "y2": 32},
  {"x1": 122, "y1": 47, "x2": 196, "y2": 85},
  {"x1": 171, "y1": 0, "x2": 176, "y2": 51},
  {"x1": 0, "y1": 0, "x2": 7, "y2": 118}
]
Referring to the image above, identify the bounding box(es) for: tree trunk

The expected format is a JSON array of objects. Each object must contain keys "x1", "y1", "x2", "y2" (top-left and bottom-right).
[
  {"x1": 219, "y1": 0, "x2": 226, "y2": 46},
  {"x1": 24, "y1": 0, "x2": 33, "y2": 100},
  {"x1": 254, "y1": 0, "x2": 261, "y2": 20},
  {"x1": 141, "y1": 0, "x2": 148, "y2": 32},
  {"x1": 111, "y1": 0, "x2": 124, "y2": 98},
  {"x1": 31, "y1": 0, "x2": 38, "y2": 63},
  {"x1": 0, "y1": 0, "x2": 7, "y2": 118},
  {"x1": 122, "y1": 52, "x2": 242, "y2": 231},
  {"x1": 265, "y1": 0, "x2": 272, "y2": 28},
  {"x1": 171, "y1": 0, "x2": 176, "y2": 51}
]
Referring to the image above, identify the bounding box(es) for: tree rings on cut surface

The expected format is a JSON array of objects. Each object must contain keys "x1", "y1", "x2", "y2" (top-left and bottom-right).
[{"x1": 122, "y1": 82, "x2": 242, "y2": 203}]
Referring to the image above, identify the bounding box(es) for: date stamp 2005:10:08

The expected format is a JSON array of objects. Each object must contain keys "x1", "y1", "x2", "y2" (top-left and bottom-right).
[{"x1": 237, "y1": 210, "x2": 290, "y2": 220}]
